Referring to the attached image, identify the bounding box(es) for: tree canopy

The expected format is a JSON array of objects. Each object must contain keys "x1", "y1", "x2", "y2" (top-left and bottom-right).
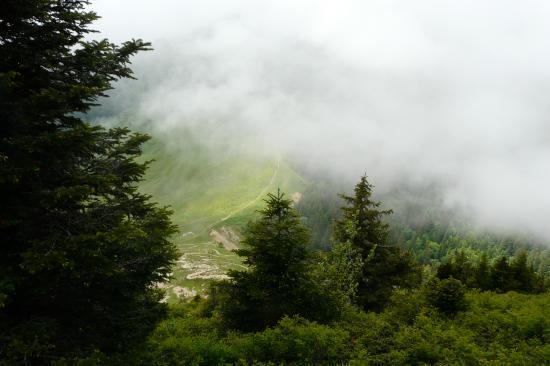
[
  {"x1": 0, "y1": 1, "x2": 178, "y2": 363},
  {"x1": 213, "y1": 191, "x2": 338, "y2": 331}
]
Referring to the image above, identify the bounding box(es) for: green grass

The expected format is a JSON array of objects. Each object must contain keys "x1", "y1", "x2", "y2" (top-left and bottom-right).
[{"x1": 138, "y1": 137, "x2": 306, "y2": 300}]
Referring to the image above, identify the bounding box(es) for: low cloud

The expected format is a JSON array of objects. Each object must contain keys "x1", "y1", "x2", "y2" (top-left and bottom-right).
[{"x1": 92, "y1": 0, "x2": 550, "y2": 239}]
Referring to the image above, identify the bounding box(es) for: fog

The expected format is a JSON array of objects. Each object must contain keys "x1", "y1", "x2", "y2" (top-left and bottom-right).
[{"x1": 91, "y1": 1, "x2": 550, "y2": 239}]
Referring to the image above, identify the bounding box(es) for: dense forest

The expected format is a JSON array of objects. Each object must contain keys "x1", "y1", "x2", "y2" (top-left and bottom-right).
[
  {"x1": 1, "y1": 1, "x2": 549, "y2": 365},
  {"x1": 296, "y1": 181, "x2": 550, "y2": 275}
]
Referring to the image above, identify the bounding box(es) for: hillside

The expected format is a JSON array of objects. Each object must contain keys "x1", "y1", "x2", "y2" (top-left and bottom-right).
[
  {"x1": 139, "y1": 137, "x2": 550, "y2": 301},
  {"x1": 138, "y1": 137, "x2": 306, "y2": 299}
]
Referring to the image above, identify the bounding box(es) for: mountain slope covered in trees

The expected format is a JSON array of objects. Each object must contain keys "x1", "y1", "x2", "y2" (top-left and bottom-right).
[
  {"x1": 2, "y1": 1, "x2": 549, "y2": 365},
  {"x1": 136, "y1": 139, "x2": 550, "y2": 299}
]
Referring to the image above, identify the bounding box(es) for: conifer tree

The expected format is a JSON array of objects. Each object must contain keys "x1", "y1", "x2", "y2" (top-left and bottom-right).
[
  {"x1": 334, "y1": 175, "x2": 421, "y2": 311},
  {"x1": 215, "y1": 191, "x2": 337, "y2": 331},
  {"x1": 437, "y1": 261, "x2": 455, "y2": 281},
  {"x1": 425, "y1": 277, "x2": 467, "y2": 317},
  {"x1": 452, "y1": 250, "x2": 473, "y2": 284},
  {"x1": 0, "y1": 1, "x2": 178, "y2": 362},
  {"x1": 490, "y1": 257, "x2": 513, "y2": 292},
  {"x1": 474, "y1": 253, "x2": 491, "y2": 291},
  {"x1": 334, "y1": 176, "x2": 392, "y2": 251},
  {"x1": 510, "y1": 251, "x2": 536, "y2": 293},
  {"x1": 437, "y1": 250, "x2": 473, "y2": 285}
]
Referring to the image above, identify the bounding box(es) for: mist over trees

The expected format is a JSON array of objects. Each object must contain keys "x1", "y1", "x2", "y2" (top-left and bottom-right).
[
  {"x1": 1, "y1": 1, "x2": 550, "y2": 365},
  {"x1": 333, "y1": 176, "x2": 421, "y2": 311},
  {"x1": 91, "y1": 0, "x2": 550, "y2": 242}
]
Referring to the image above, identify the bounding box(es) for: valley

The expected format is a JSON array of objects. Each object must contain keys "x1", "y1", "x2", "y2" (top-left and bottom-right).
[
  {"x1": 138, "y1": 138, "x2": 306, "y2": 300},
  {"x1": 139, "y1": 136, "x2": 550, "y2": 301}
]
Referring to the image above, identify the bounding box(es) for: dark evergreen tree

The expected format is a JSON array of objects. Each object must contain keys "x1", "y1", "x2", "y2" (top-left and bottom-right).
[
  {"x1": 437, "y1": 261, "x2": 455, "y2": 281},
  {"x1": 452, "y1": 250, "x2": 473, "y2": 284},
  {"x1": 438, "y1": 251, "x2": 545, "y2": 294},
  {"x1": 490, "y1": 257, "x2": 513, "y2": 293},
  {"x1": 436, "y1": 250, "x2": 473, "y2": 285},
  {"x1": 0, "y1": 1, "x2": 178, "y2": 363},
  {"x1": 425, "y1": 277, "x2": 468, "y2": 317},
  {"x1": 334, "y1": 176, "x2": 393, "y2": 250},
  {"x1": 334, "y1": 175, "x2": 421, "y2": 311},
  {"x1": 510, "y1": 251, "x2": 536, "y2": 293},
  {"x1": 214, "y1": 191, "x2": 338, "y2": 331},
  {"x1": 474, "y1": 253, "x2": 491, "y2": 291}
]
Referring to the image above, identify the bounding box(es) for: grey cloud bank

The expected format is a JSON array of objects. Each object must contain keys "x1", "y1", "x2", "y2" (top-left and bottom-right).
[{"x1": 92, "y1": 0, "x2": 550, "y2": 239}]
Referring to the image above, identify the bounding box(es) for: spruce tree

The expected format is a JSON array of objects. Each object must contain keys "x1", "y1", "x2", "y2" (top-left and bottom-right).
[
  {"x1": 510, "y1": 251, "x2": 536, "y2": 293},
  {"x1": 334, "y1": 175, "x2": 420, "y2": 311},
  {"x1": 490, "y1": 257, "x2": 513, "y2": 292},
  {"x1": 425, "y1": 277, "x2": 467, "y2": 317},
  {"x1": 437, "y1": 261, "x2": 455, "y2": 281},
  {"x1": 0, "y1": 1, "x2": 178, "y2": 362},
  {"x1": 334, "y1": 176, "x2": 393, "y2": 251},
  {"x1": 474, "y1": 253, "x2": 491, "y2": 291},
  {"x1": 215, "y1": 191, "x2": 337, "y2": 331},
  {"x1": 452, "y1": 250, "x2": 473, "y2": 284}
]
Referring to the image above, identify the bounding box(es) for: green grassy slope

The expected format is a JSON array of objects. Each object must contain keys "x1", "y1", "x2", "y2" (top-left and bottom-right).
[{"x1": 138, "y1": 137, "x2": 306, "y2": 299}]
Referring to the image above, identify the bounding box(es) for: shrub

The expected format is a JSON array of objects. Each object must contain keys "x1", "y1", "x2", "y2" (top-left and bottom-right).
[{"x1": 425, "y1": 278, "x2": 468, "y2": 316}]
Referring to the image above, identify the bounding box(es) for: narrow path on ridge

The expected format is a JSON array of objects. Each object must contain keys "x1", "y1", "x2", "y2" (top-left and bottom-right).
[
  {"x1": 173, "y1": 159, "x2": 281, "y2": 292},
  {"x1": 208, "y1": 158, "x2": 280, "y2": 229}
]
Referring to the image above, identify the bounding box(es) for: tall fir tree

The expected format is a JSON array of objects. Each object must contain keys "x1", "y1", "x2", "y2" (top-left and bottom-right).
[
  {"x1": 474, "y1": 253, "x2": 491, "y2": 291},
  {"x1": 0, "y1": 1, "x2": 178, "y2": 363},
  {"x1": 214, "y1": 191, "x2": 338, "y2": 331},
  {"x1": 510, "y1": 251, "x2": 536, "y2": 293},
  {"x1": 425, "y1": 277, "x2": 468, "y2": 317},
  {"x1": 438, "y1": 251, "x2": 544, "y2": 293},
  {"x1": 436, "y1": 250, "x2": 473, "y2": 285},
  {"x1": 490, "y1": 256, "x2": 513, "y2": 292},
  {"x1": 334, "y1": 175, "x2": 421, "y2": 311}
]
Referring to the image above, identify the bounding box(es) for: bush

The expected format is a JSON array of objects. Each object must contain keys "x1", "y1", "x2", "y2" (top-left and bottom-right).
[
  {"x1": 425, "y1": 278, "x2": 468, "y2": 316},
  {"x1": 129, "y1": 291, "x2": 550, "y2": 366},
  {"x1": 234, "y1": 316, "x2": 352, "y2": 365}
]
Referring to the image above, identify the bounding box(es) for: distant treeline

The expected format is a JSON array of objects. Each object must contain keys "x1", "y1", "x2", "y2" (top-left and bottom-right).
[
  {"x1": 436, "y1": 250, "x2": 547, "y2": 293},
  {"x1": 296, "y1": 181, "x2": 550, "y2": 275}
]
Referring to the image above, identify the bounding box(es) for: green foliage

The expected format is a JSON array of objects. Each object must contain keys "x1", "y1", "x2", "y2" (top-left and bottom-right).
[
  {"x1": 388, "y1": 197, "x2": 550, "y2": 276},
  {"x1": 237, "y1": 316, "x2": 351, "y2": 365},
  {"x1": 132, "y1": 308, "x2": 351, "y2": 366},
  {"x1": 475, "y1": 253, "x2": 491, "y2": 291},
  {"x1": 425, "y1": 277, "x2": 468, "y2": 316},
  {"x1": 345, "y1": 290, "x2": 550, "y2": 365},
  {"x1": 295, "y1": 181, "x2": 342, "y2": 250},
  {"x1": 509, "y1": 251, "x2": 539, "y2": 293},
  {"x1": 296, "y1": 180, "x2": 550, "y2": 276},
  {"x1": 314, "y1": 241, "x2": 363, "y2": 306},
  {"x1": 334, "y1": 176, "x2": 393, "y2": 249},
  {"x1": 0, "y1": 1, "x2": 178, "y2": 363},
  {"x1": 138, "y1": 317, "x2": 237, "y2": 365},
  {"x1": 437, "y1": 251, "x2": 545, "y2": 293},
  {"x1": 334, "y1": 175, "x2": 421, "y2": 311},
  {"x1": 436, "y1": 250, "x2": 475, "y2": 285},
  {"x1": 212, "y1": 191, "x2": 339, "y2": 331},
  {"x1": 490, "y1": 256, "x2": 514, "y2": 292},
  {"x1": 128, "y1": 290, "x2": 550, "y2": 365}
]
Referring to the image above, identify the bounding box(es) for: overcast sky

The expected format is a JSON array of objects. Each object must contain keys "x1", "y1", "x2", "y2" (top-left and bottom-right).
[{"x1": 91, "y1": 0, "x2": 550, "y2": 239}]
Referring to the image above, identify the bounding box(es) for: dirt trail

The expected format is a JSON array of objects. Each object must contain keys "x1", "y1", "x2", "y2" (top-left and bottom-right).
[
  {"x1": 209, "y1": 159, "x2": 280, "y2": 228},
  {"x1": 173, "y1": 159, "x2": 280, "y2": 288}
]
